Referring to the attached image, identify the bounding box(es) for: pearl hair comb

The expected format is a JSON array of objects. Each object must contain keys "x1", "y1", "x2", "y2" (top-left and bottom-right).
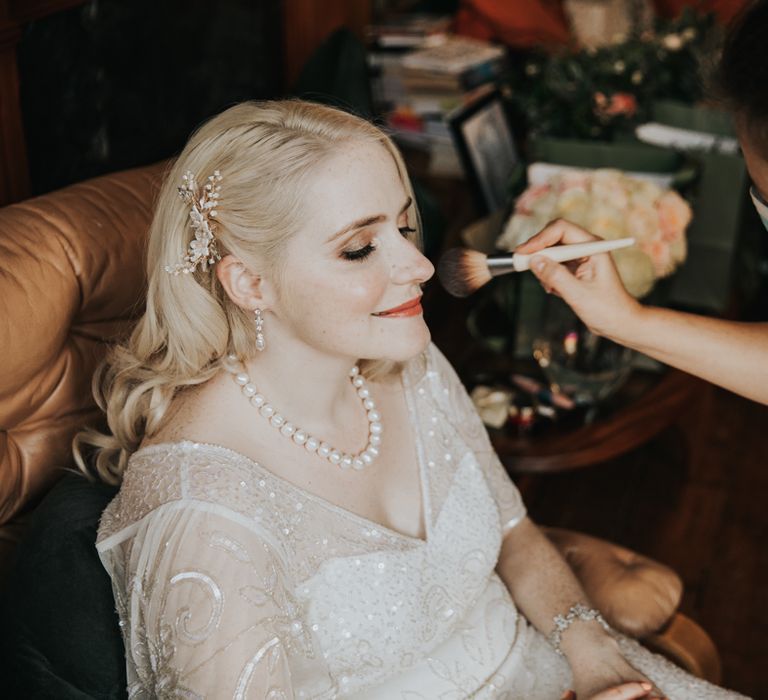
[{"x1": 165, "y1": 169, "x2": 223, "y2": 275}]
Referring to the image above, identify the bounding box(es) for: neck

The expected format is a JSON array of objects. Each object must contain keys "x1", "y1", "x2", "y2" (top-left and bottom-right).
[{"x1": 240, "y1": 343, "x2": 361, "y2": 431}]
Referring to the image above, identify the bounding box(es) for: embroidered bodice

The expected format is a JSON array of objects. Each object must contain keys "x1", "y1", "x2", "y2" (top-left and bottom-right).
[{"x1": 97, "y1": 344, "x2": 527, "y2": 698}]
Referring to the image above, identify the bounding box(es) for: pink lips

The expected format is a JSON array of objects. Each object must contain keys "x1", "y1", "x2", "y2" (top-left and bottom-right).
[{"x1": 373, "y1": 295, "x2": 423, "y2": 318}]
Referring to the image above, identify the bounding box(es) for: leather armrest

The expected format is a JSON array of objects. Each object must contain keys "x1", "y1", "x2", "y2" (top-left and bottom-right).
[{"x1": 544, "y1": 526, "x2": 683, "y2": 638}]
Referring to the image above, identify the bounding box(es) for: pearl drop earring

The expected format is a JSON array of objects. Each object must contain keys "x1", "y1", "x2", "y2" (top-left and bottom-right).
[{"x1": 255, "y1": 309, "x2": 266, "y2": 352}]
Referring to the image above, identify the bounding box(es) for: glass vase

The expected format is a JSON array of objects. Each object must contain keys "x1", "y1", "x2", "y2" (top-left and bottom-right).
[{"x1": 532, "y1": 295, "x2": 634, "y2": 405}]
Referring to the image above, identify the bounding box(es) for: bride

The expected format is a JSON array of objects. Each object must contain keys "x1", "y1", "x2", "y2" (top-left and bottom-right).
[{"x1": 77, "y1": 100, "x2": 746, "y2": 699}]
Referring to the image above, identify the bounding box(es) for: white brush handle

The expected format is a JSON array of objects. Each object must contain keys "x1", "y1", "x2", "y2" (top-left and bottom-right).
[{"x1": 511, "y1": 237, "x2": 635, "y2": 272}]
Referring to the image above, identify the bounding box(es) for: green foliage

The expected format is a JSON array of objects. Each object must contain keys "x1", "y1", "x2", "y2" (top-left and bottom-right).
[{"x1": 504, "y1": 8, "x2": 720, "y2": 142}]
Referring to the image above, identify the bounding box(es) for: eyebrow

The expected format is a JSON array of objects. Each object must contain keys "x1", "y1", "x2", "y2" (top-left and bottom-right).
[{"x1": 327, "y1": 197, "x2": 412, "y2": 243}]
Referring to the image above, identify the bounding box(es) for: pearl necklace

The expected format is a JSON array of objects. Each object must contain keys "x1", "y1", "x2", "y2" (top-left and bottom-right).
[{"x1": 226, "y1": 355, "x2": 381, "y2": 470}]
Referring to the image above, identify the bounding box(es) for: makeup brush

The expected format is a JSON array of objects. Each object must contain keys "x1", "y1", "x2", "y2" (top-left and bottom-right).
[{"x1": 437, "y1": 237, "x2": 635, "y2": 297}]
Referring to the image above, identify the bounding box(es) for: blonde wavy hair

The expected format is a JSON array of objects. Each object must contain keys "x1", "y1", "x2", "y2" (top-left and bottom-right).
[{"x1": 73, "y1": 99, "x2": 422, "y2": 484}]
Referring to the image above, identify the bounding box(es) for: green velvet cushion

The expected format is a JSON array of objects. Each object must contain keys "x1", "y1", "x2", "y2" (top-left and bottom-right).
[{"x1": 0, "y1": 473, "x2": 126, "y2": 699}]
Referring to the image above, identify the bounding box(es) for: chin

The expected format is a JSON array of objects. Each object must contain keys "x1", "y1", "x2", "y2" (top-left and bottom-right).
[{"x1": 377, "y1": 323, "x2": 432, "y2": 363}]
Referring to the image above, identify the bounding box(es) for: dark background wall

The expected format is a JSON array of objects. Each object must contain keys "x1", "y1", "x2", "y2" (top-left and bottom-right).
[{"x1": 17, "y1": 0, "x2": 282, "y2": 196}]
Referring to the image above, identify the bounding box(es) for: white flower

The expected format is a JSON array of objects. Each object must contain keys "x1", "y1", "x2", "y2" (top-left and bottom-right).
[
  {"x1": 525, "y1": 63, "x2": 540, "y2": 76},
  {"x1": 626, "y1": 204, "x2": 658, "y2": 241},
  {"x1": 662, "y1": 34, "x2": 683, "y2": 51},
  {"x1": 670, "y1": 233, "x2": 688, "y2": 266},
  {"x1": 591, "y1": 169, "x2": 629, "y2": 211},
  {"x1": 497, "y1": 214, "x2": 537, "y2": 251},
  {"x1": 631, "y1": 70, "x2": 643, "y2": 85},
  {"x1": 630, "y1": 180, "x2": 663, "y2": 208},
  {"x1": 612, "y1": 247, "x2": 656, "y2": 298},
  {"x1": 682, "y1": 27, "x2": 697, "y2": 42},
  {"x1": 587, "y1": 205, "x2": 625, "y2": 240},
  {"x1": 613, "y1": 60, "x2": 626, "y2": 74},
  {"x1": 471, "y1": 386, "x2": 512, "y2": 429},
  {"x1": 555, "y1": 190, "x2": 590, "y2": 228}
]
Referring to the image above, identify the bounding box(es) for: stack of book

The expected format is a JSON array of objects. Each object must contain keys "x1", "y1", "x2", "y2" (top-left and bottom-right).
[
  {"x1": 368, "y1": 29, "x2": 505, "y2": 177},
  {"x1": 367, "y1": 15, "x2": 450, "y2": 121},
  {"x1": 401, "y1": 35, "x2": 505, "y2": 97},
  {"x1": 366, "y1": 13, "x2": 451, "y2": 50}
]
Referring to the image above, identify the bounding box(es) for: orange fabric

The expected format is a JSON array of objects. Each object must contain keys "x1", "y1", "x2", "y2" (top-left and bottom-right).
[
  {"x1": 652, "y1": 0, "x2": 749, "y2": 24},
  {"x1": 454, "y1": 0, "x2": 571, "y2": 49},
  {"x1": 454, "y1": 0, "x2": 749, "y2": 51},
  {"x1": 0, "y1": 163, "x2": 166, "y2": 524}
]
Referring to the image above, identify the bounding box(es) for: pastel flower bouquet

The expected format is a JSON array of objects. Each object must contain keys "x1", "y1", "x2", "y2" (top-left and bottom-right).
[{"x1": 496, "y1": 169, "x2": 692, "y2": 298}]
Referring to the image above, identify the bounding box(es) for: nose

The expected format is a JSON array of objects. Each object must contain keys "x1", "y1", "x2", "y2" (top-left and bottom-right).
[{"x1": 389, "y1": 232, "x2": 435, "y2": 286}]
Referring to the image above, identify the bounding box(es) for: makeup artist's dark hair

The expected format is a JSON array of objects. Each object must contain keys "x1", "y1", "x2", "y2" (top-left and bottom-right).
[{"x1": 716, "y1": 0, "x2": 768, "y2": 155}]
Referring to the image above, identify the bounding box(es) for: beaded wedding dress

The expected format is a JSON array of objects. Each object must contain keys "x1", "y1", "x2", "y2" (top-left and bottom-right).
[{"x1": 97, "y1": 344, "x2": 747, "y2": 699}]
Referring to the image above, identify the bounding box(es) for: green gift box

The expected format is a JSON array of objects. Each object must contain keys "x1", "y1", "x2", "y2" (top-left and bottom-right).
[
  {"x1": 652, "y1": 100, "x2": 736, "y2": 138},
  {"x1": 647, "y1": 100, "x2": 751, "y2": 313},
  {"x1": 530, "y1": 137, "x2": 683, "y2": 174},
  {"x1": 667, "y1": 151, "x2": 749, "y2": 312}
]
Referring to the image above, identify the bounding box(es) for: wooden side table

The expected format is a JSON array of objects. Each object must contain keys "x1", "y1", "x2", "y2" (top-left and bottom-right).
[{"x1": 488, "y1": 367, "x2": 706, "y2": 474}]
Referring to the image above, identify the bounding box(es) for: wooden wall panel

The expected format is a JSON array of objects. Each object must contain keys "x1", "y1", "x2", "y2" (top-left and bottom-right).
[
  {"x1": 7, "y1": 0, "x2": 86, "y2": 24},
  {"x1": 0, "y1": 0, "x2": 87, "y2": 206},
  {"x1": 0, "y1": 15, "x2": 28, "y2": 205},
  {"x1": 1, "y1": 0, "x2": 348, "y2": 205}
]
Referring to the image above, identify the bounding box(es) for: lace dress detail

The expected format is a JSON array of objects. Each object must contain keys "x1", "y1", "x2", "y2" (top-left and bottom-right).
[{"x1": 97, "y1": 343, "x2": 748, "y2": 699}]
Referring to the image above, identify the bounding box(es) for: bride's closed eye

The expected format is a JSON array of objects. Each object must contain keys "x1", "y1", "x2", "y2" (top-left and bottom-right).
[
  {"x1": 340, "y1": 226, "x2": 417, "y2": 262},
  {"x1": 341, "y1": 241, "x2": 376, "y2": 261}
]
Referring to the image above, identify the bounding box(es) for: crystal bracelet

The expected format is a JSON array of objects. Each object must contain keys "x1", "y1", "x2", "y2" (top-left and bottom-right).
[{"x1": 548, "y1": 603, "x2": 611, "y2": 656}]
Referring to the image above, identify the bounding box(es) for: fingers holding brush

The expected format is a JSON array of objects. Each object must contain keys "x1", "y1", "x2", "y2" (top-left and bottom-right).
[
  {"x1": 530, "y1": 253, "x2": 639, "y2": 340},
  {"x1": 516, "y1": 220, "x2": 624, "y2": 288},
  {"x1": 522, "y1": 223, "x2": 642, "y2": 340},
  {"x1": 515, "y1": 218, "x2": 599, "y2": 254},
  {"x1": 530, "y1": 254, "x2": 582, "y2": 300},
  {"x1": 436, "y1": 220, "x2": 633, "y2": 298}
]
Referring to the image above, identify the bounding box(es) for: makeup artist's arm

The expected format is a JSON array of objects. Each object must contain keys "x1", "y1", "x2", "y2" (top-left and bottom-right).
[
  {"x1": 517, "y1": 220, "x2": 768, "y2": 406},
  {"x1": 496, "y1": 518, "x2": 661, "y2": 699}
]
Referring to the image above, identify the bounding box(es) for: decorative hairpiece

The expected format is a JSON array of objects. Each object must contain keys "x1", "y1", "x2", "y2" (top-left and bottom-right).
[{"x1": 165, "y1": 169, "x2": 223, "y2": 275}]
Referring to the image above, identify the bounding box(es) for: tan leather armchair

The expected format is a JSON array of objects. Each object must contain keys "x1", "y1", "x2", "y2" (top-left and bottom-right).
[
  {"x1": 0, "y1": 163, "x2": 720, "y2": 685},
  {"x1": 0, "y1": 162, "x2": 165, "y2": 583}
]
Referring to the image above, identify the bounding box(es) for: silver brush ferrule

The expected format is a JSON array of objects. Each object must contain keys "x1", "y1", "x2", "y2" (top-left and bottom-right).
[{"x1": 486, "y1": 255, "x2": 517, "y2": 277}]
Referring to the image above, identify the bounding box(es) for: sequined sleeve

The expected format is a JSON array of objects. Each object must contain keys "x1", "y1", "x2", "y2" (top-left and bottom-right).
[
  {"x1": 425, "y1": 343, "x2": 527, "y2": 534},
  {"x1": 100, "y1": 502, "x2": 333, "y2": 699}
]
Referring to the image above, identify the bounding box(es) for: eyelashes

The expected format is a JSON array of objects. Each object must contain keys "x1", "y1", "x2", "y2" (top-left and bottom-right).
[
  {"x1": 342, "y1": 243, "x2": 376, "y2": 261},
  {"x1": 341, "y1": 226, "x2": 417, "y2": 262}
]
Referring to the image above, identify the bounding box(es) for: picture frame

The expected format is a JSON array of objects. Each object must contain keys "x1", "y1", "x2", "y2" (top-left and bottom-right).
[{"x1": 449, "y1": 89, "x2": 520, "y2": 216}]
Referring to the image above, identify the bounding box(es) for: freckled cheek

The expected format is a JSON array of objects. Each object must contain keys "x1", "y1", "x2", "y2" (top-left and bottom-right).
[
  {"x1": 292, "y1": 275, "x2": 387, "y2": 322},
  {"x1": 343, "y1": 278, "x2": 388, "y2": 314}
]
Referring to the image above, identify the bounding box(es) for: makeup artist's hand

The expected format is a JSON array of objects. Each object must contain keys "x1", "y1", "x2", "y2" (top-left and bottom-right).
[
  {"x1": 515, "y1": 219, "x2": 644, "y2": 342},
  {"x1": 560, "y1": 680, "x2": 658, "y2": 700}
]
